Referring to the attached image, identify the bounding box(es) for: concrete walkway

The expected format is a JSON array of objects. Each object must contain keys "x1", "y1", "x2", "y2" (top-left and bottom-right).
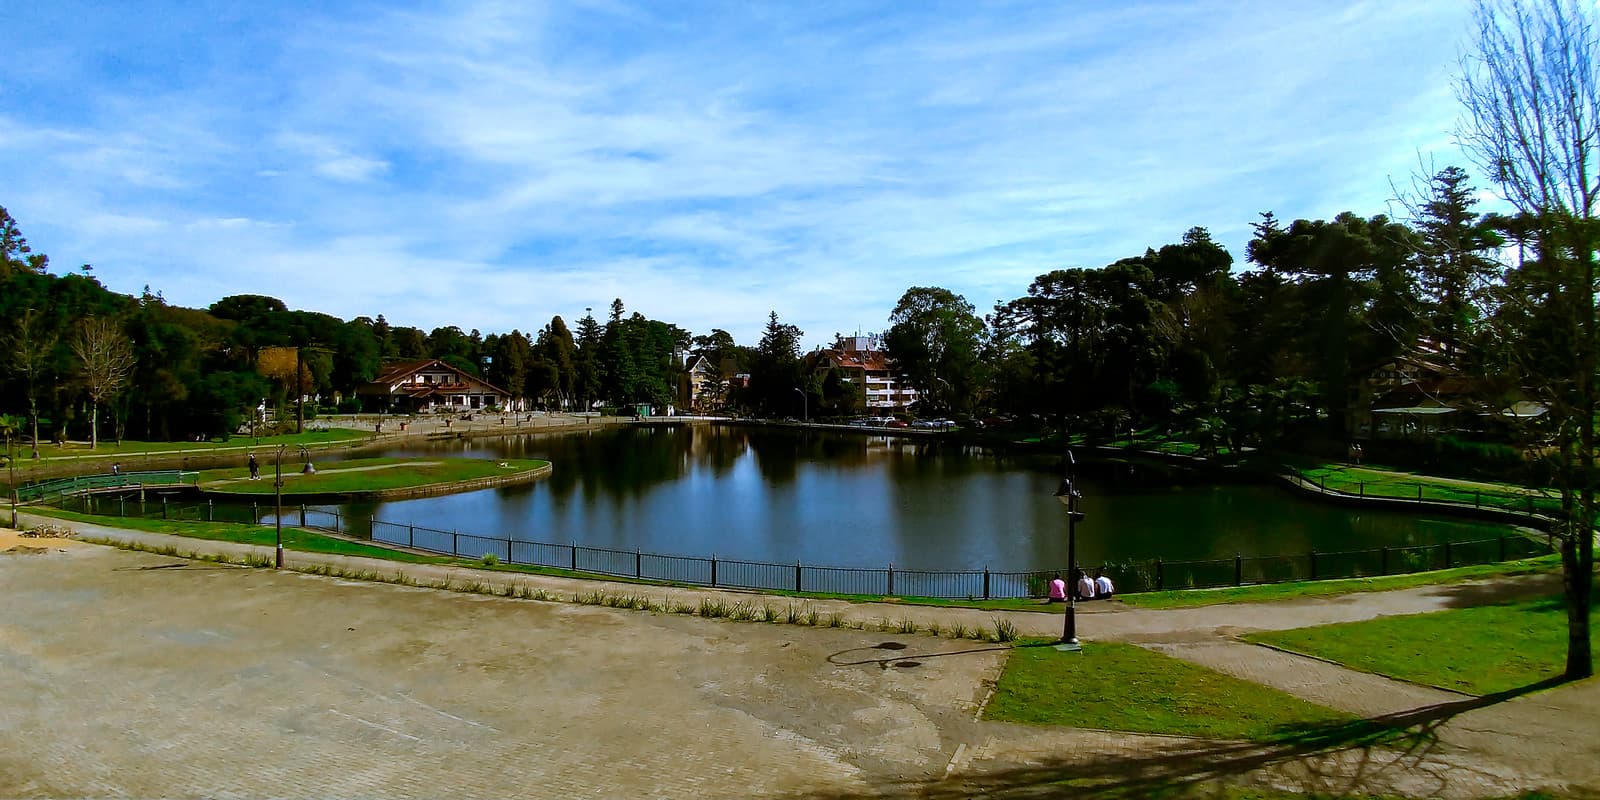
[{"x1": 13, "y1": 512, "x2": 1600, "y2": 797}]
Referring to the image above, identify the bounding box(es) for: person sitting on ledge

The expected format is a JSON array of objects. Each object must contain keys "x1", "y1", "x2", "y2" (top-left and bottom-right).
[
  {"x1": 1094, "y1": 569, "x2": 1114, "y2": 599},
  {"x1": 1076, "y1": 569, "x2": 1096, "y2": 601},
  {"x1": 1047, "y1": 572, "x2": 1066, "y2": 603}
]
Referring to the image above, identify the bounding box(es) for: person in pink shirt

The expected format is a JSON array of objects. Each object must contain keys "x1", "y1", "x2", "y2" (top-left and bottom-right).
[{"x1": 1047, "y1": 572, "x2": 1067, "y2": 603}]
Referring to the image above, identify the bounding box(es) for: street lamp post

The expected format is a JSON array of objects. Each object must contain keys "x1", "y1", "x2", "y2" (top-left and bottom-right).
[
  {"x1": 793, "y1": 387, "x2": 808, "y2": 423},
  {"x1": 274, "y1": 444, "x2": 285, "y2": 569},
  {"x1": 7, "y1": 431, "x2": 17, "y2": 529},
  {"x1": 1053, "y1": 450, "x2": 1085, "y2": 651}
]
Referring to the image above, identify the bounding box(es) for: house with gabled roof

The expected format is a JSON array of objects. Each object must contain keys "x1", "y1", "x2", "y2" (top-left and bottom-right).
[
  {"x1": 808, "y1": 335, "x2": 919, "y2": 413},
  {"x1": 678, "y1": 355, "x2": 723, "y2": 412},
  {"x1": 358, "y1": 359, "x2": 513, "y2": 413}
]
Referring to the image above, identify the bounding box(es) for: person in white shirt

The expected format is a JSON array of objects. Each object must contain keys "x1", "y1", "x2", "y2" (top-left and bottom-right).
[
  {"x1": 1094, "y1": 569, "x2": 1114, "y2": 599},
  {"x1": 1075, "y1": 570, "x2": 1096, "y2": 600}
]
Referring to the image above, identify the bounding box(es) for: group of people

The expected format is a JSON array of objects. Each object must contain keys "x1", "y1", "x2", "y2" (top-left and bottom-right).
[{"x1": 1047, "y1": 568, "x2": 1114, "y2": 602}]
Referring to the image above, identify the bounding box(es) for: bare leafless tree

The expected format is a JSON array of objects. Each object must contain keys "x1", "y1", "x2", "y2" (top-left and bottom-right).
[
  {"x1": 71, "y1": 317, "x2": 135, "y2": 451},
  {"x1": 6, "y1": 308, "x2": 55, "y2": 459},
  {"x1": 1456, "y1": 0, "x2": 1599, "y2": 679}
]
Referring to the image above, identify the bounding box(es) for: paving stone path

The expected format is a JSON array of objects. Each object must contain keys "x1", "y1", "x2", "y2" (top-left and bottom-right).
[{"x1": 6, "y1": 512, "x2": 1598, "y2": 798}]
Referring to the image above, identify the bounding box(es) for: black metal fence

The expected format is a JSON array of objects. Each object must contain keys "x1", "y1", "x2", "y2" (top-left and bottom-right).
[{"x1": 49, "y1": 491, "x2": 1551, "y2": 598}]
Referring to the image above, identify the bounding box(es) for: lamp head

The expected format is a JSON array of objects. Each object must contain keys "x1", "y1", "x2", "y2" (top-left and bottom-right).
[{"x1": 1053, "y1": 477, "x2": 1077, "y2": 507}]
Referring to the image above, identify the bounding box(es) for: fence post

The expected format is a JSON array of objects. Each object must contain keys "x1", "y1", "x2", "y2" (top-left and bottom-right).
[
  {"x1": 1417, "y1": 484, "x2": 1423, "y2": 502},
  {"x1": 1310, "y1": 550, "x2": 1318, "y2": 581},
  {"x1": 335, "y1": 511, "x2": 340, "y2": 535},
  {"x1": 452, "y1": 530, "x2": 458, "y2": 558},
  {"x1": 635, "y1": 549, "x2": 642, "y2": 578},
  {"x1": 251, "y1": 502, "x2": 257, "y2": 521},
  {"x1": 1155, "y1": 559, "x2": 1164, "y2": 591},
  {"x1": 300, "y1": 504, "x2": 307, "y2": 527},
  {"x1": 1444, "y1": 540, "x2": 1452, "y2": 568},
  {"x1": 507, "y1": 538, "x2": 514, "y2": 565},
  {"x1": 983, "y1": 567, "x2": 991, "y2": 600},
  {"x1": 886, "y1": 563, "x2": 895, "y2": 597},
  {"x1": 1499, "y1": 535, "x2": 1506, "y2": 562},
  {"x1": 1234, "y1": 553, "x2": 1243, "y2": 586},
  {"x1": 162, "y1": 498, "x2": 168, "y2": 519},
  {"x1": 1475, "y1": 491, "x2": 1481, "y2": 509},
  {"x1": 1359, "y1": 482, "x2": 1364, "y2": 498},
  {"x1": 795, "y1": 562, "x2": 802, "y2": 593},
  {"x1": 710, "y1": 555, "x2": 718, "y2": 587},
  {"x1": 570, "y1": 543, "x2": 577, "y2": 571},
  {"x1": 120, "y1": 497, "x2": 126, "y2": 517},
  {"x1": 409, "y1": 525, "x2": 415, "y2": 548},
  {"x1": 1381, "y1": 545, "x2": 1389, "y2": 575}
]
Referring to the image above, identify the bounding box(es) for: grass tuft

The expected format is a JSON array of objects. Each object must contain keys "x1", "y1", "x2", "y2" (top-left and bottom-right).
[{"x1": 992, "y1": 618, "x2": 1017, "y2": 642}]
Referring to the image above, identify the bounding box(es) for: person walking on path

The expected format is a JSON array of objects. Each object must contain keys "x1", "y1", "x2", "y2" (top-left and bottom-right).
[
  {"x1": 1047, "y1": 572, "x2": 1067, "y2": 603},
  {"x1": 247, "y1": 453, "x2": 259, "y2": 480}
]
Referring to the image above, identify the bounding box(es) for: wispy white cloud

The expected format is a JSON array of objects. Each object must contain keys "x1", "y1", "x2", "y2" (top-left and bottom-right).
[{"x1": 0, "y1": 0, "x2": 1483, "y2": 346}]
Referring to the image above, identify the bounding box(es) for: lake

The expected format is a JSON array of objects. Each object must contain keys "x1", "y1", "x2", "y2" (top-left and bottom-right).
[{"x1": 320, "y1": 424, "x2": 1516, "y2": 573}]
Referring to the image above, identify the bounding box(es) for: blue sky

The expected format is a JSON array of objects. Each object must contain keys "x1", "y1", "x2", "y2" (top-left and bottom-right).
[{"x1": 3, "y1": 1, "x2": 1482, "y2": 347}]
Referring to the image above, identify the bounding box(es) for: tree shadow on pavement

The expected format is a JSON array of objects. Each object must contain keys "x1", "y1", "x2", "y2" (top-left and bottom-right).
[
  {"x1": 791, "y1": 677, "x2": 1570, "y2": 800},
  {"x1": 1428, "y1": 572, "x2": 1564, "y2": 609}
]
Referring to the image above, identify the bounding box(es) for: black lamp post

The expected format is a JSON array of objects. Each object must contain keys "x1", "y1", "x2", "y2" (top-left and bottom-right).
[
  {"x1": 1053, "y1": 450, "x2": 1085, "y2": 651},
  {"x1": 793, "y1": 387, "x2": 808, "y2": 423},
  {"x1": 7, "y1": 430, "x2": 17, "y2": 530},
  {"x1": 274, "y1": 444, "x2": 285, "y2": 569}
]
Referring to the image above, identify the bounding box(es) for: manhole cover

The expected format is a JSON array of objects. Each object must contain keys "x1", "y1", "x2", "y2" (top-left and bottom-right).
[
  {"x1": 893, "y1": 661, "x2": 923, "y2": 669},
  {"x1": 875, "y1": 641, "x2": 907, "y2": 650}
]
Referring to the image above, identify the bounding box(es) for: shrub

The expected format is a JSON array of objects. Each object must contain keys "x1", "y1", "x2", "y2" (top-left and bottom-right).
[{"x1": 480, "y1": 553, "x2": 499, "y2": 567}]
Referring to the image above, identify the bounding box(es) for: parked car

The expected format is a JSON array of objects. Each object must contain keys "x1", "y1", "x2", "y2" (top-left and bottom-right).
[{"x1": 885, "y1": 419, "x2": 909, "y2": 429}]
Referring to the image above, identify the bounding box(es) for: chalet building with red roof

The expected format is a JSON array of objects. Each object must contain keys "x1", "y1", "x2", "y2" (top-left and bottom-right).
[
  {"x1": 358, "y1": 359, "x2": 514, "y2": 413},
  {"x1": 809, "y1": 335, "x2": 919, "y2": 413}
]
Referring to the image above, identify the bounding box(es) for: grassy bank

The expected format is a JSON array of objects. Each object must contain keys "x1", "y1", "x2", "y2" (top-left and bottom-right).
[
  {"x1": 986, "y1": 640, "x2": 1358, "y2": 740},
  {"x1": 197, "y1": 456, "x2": 548, "y2": 496},
  {"x1": 1283, "y1": 460, "x2": 1561, "y2": 517},
  {"x1": 1120, "y1": 555, "x2": 1561, "y2": 609},
  {"x1": 1246, "y1": 592, "x2": 1599, "y2": 695}
]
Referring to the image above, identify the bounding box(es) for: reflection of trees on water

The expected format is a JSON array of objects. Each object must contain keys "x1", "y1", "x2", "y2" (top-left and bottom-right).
[{"x1": 687, "y1": 425, "x2": 752, "y2": 478}]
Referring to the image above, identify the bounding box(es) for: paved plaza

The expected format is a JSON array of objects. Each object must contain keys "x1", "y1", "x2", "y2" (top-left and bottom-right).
[{"x1": 2, "y1": 522, "x2": 1597, "y2": 798}]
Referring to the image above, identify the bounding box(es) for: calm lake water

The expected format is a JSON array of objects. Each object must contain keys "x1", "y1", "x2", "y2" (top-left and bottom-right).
[{"x1": 321, "y1": 424, "x2": 1513, "y2": 572}]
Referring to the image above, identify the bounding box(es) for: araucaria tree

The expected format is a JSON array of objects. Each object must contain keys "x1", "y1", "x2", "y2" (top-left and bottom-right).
[
  {"x1": 1457, "y1": 0, "x2": 1599, "y2": 679},
  {"x1": 72, "y1": 316, "x2": 135, "y2": 450}
]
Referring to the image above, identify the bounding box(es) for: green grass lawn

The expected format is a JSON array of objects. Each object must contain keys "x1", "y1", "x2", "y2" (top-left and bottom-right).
[
  {"x1": 1288, "y1": 461, "x2": 1561, "y2": 517},
  {"x1": 1245, "y1": 593, "x2": 1598, "y2": 695},
  {"x1": 986, "y1": 640, "x2": 1357, "y2": 741},
  {"x1": 24, "y1": 428, "x2": 371, "y2": 457},
  {"x1": 198, "y1": 457, "x2": 548, "y2": 496},
  {"x1": 37, "y1": 508, "x2": 446, "y2": 563},
  {"x1": 1120, "y1": 555, "x2": 1561, "y2": 609}
]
